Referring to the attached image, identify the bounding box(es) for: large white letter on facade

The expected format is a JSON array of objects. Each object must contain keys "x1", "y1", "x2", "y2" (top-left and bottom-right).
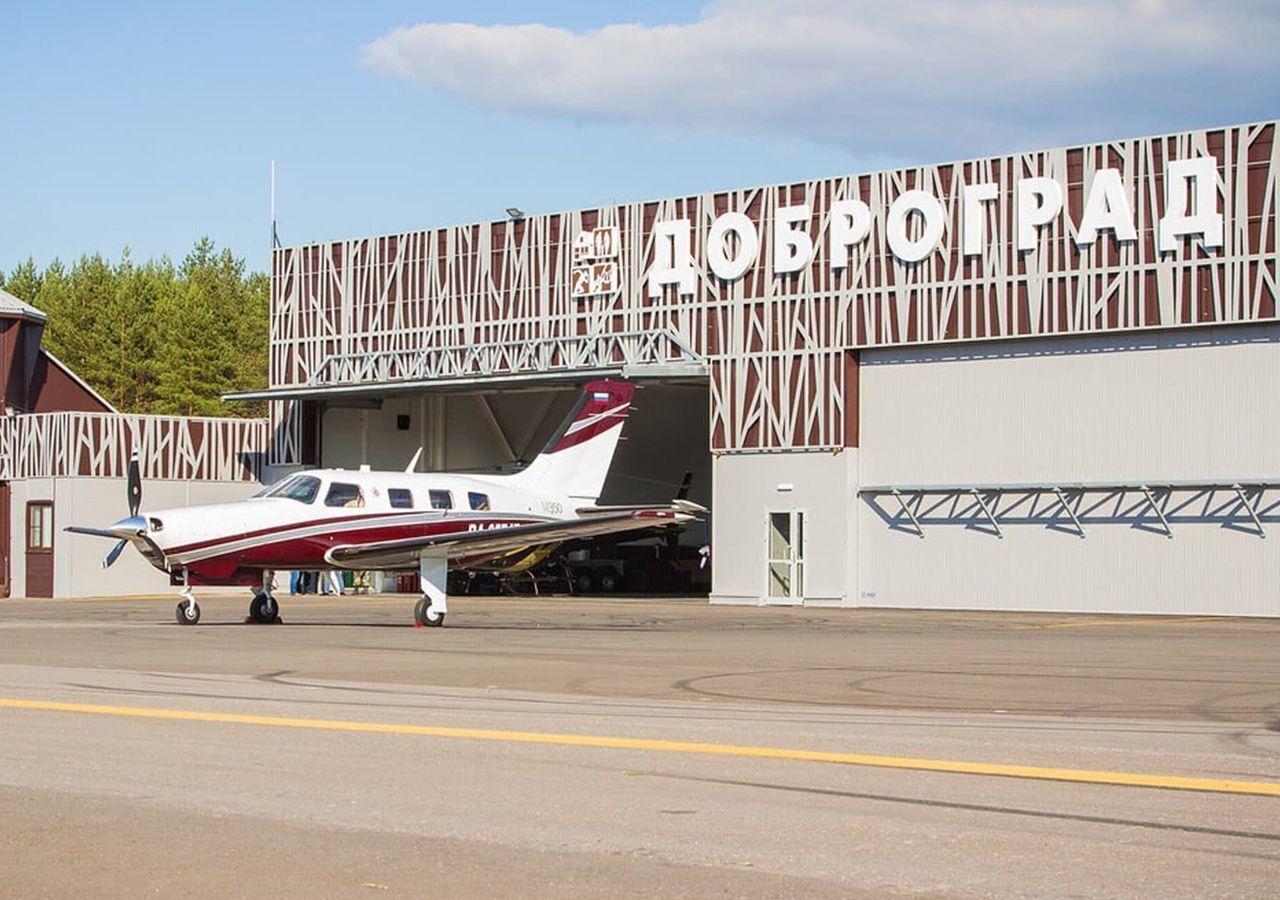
[
  {"x1": 829, "y1": 199, "x2": 871, "y2": 270},
  {"x1": 886, "y1": 190, "x2": 945, "y2": 263},
  {"x1": 773, "y1": 204, "x2": 814, "y2": 274},
  {"x1": 1159, "y1": 156, "x2": 1223, "y2": 253},
  {"x1": 648, "y1": 219, "x2": 696, "y2": 297},
  {"x1": 706, "y1": 212, "x2": 759, "y2": 281},
  {"x1": 1017, "y1": 177, "x2": 1063, "y2": 251},
  {"x1": 962, "y1": 182, "x2": 999, "y2": 256},
  {"x1": 1075, "y1": 169, "x2": 1137, "y2": 246}
]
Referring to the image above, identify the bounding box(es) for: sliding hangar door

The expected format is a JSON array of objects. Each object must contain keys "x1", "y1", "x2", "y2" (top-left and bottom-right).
[{"x1": 853, "y1": 326, "x2": 1280, "y2": 616}]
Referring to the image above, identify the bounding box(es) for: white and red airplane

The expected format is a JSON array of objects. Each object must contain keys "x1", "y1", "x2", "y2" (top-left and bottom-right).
[{"x1": 68, "y1": 380, "x2": 703, "y2": 627}]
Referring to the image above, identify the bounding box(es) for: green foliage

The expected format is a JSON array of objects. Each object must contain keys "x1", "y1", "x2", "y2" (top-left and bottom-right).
[
  {"x1": 3, "y1": 258, "x2": 43, "y2": 306},
  {"x1": 4, "y1": 240, "x2": 267, "y2": 417}
]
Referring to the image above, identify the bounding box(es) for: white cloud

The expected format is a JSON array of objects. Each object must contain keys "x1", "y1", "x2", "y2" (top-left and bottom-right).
[{"x1": 361, "y1": 0, "x2": 1280, "y2": 157}]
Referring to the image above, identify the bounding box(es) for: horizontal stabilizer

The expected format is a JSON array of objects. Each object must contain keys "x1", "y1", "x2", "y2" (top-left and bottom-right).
[{"x1": 575, "y1": 499, "x2": 708, "y2": 516}]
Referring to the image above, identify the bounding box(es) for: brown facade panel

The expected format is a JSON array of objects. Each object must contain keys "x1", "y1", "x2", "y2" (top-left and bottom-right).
[{"x1": 267, "y1": 121, "x2": 1280, "y2": 458}]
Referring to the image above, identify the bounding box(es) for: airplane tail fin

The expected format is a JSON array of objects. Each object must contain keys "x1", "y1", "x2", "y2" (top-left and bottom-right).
[{"x1": 509, "y1": 380, "x2": 636, "y2": 502}]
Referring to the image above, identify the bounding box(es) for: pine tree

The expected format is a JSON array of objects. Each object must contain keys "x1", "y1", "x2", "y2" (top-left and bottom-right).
[
  {"x1": 4, "y1": 258, "x2": 43, "y2": 304},
  {"x1": 6, "y1": 241, "x2": 268, "y2": 417}
]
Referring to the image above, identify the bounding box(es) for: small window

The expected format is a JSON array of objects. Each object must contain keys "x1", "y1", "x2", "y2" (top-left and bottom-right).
[
  {"x1": 388, "y1": 488, "x2": 414, "y2": 509},
  {"x1": 325, "y1": 482, "x2": 365, "y2": 508},
  {"x1": 468, "y1": 491, "x2": 491, "y2": 511},
  {"x1": 428, "y1": 489, "x2": 453, "y2": 510},
  {"x1": 396, "y1": 415, "x2": 411, "y2": 431},
  {"x1": 27, "y1": 502, "x2": 53, "y2": 552}
]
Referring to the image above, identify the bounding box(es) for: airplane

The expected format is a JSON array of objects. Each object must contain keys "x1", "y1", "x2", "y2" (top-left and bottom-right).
[{"x1": 66, "y1": 380, "x2": 705, "y2": 627}]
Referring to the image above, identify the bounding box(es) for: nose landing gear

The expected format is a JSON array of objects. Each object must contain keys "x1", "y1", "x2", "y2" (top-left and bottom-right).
[
  {"x1": 175, "y1": 589, "x2": 200, "y2": 626},
  {"x1": 175, "y1": 570, "x2": 200, "y2": 625}
]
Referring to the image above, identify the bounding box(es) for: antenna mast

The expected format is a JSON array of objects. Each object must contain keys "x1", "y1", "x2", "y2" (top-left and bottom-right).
[{"x1": 270, "y1": 160, "x2": 280, "y2": 249}]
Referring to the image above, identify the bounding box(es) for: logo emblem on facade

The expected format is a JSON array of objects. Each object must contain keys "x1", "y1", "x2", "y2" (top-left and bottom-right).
[{"x1": 571, "y1": 226, "x2": 620, "y2": 298}]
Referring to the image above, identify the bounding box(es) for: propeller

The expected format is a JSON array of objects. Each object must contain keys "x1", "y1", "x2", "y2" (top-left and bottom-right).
[
  {"x1": 102, "y1": 454, "x2": 143, "y2": 569},
  {"x1": 103, "y1": 539, "x2": 127, "y2": 568},
  {"x1": 127, "y1": 454, "x2": 142, "y2": 516}
]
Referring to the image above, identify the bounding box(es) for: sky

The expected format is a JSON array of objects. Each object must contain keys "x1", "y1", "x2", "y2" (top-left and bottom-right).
[{"x1": 2, "y1": 0, "x2": 1277, "y2": 275}]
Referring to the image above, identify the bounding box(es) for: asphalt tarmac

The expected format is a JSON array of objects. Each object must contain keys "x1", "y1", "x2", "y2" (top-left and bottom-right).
[{"x1": 1, "y1": 593, "x2": 1278, "y2": 898}]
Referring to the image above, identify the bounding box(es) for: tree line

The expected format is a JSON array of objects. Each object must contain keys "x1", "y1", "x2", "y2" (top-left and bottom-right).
[{"x1": 1, "y1": 239, "x2": 268, "y2": 417}]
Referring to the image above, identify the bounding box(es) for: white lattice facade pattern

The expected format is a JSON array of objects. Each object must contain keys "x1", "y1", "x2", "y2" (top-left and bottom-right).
[
  {"x1": 0, "y1": 412, "x2": 267, "y2": 482},
  {"x1": 268, "y1": 121, "x2": 1278, "y2": 462}
]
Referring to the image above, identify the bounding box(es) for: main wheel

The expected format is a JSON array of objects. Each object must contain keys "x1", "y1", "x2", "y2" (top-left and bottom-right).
[
  {"x1": 175, "y1": 599, "x2": 200, "y2": 626},
  {"x1": 414, "y1": 596, "x2": 445, "y2": 627},
  {"x1": 249, "y1": 592, "x2": 278, "y2": 624}
]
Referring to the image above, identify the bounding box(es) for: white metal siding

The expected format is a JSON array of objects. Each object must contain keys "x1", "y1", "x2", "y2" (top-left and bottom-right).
[{"x1": 855, "y1": 324, "x2": 1280, "y2": 615}]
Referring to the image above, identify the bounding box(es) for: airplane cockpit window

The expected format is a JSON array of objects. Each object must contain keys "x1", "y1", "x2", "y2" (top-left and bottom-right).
[
  {"x1": 428, "y1": 489, "x2": 453, "y2": 510},
  {"x1": 468, "y1": 492, "x2": 491, "y2": 511},
  {"x1": 325, "y1": 482, "x2": 365, "y2": 508},
  {"x1": 388, "y1": 488, "x2": 414, "y2": 509},
  {"x1": 257, "y1": 475, "x2": 321, "y2": 504}
]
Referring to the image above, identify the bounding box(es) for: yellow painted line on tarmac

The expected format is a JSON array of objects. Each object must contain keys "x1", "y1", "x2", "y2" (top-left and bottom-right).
[{"x1": 2, "y1": 698, "x2": 1278, "y2": 798}]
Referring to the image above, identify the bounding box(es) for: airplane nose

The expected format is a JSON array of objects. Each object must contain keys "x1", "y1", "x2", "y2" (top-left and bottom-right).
[{"x1": 109, "y1": 515, "x2": 147, "y2": 538}]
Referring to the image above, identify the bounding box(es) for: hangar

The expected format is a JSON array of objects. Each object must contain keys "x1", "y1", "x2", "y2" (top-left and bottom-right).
[{"x1": 226, "y1": 119, "x2": 1278, "y2": 616}]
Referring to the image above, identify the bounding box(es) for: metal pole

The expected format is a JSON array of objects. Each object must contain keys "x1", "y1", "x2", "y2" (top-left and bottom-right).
[{"x1": 270, "y1": 160, "x2": 279, "y2": 249}]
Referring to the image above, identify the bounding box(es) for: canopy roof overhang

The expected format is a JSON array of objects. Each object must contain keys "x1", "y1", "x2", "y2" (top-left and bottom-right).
[{"x1": 221, "y1": 361, "x2": 710, "y2": 404}]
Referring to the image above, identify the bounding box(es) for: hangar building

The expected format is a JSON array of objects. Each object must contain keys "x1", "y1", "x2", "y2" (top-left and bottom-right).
[{"x1": 232, "y1": 119, "x2": 1273, "y2": 616}]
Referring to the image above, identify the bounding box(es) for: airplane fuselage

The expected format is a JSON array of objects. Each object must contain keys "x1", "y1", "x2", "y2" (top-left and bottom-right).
[{"x1": 128, "y1": 468, "x2": 572, "y2": 585}]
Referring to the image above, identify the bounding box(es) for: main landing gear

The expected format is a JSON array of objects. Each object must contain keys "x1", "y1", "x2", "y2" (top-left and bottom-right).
[
  {"x1": 414, "y1": 595, "x2": 445, "y2": 627},
  {"x1": 414, "y1": 553, "x2": 448, "y2": 628},
  {"x1": 248, "y1": 571, "x2": 281, "y2": 624}
]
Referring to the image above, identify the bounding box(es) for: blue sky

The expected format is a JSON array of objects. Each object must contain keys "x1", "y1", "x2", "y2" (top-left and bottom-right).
[{"x1": 2, "y1": 0, "x2": 1277, "y2": 275}]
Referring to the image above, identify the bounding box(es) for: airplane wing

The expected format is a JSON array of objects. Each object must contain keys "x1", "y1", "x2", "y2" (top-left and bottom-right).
[{"x1": 326, "y1": 506, "x2": 699, "y2": 571}]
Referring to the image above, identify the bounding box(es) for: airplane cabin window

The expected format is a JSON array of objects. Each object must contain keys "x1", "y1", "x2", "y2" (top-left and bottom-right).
[
  {"x1": 468, "y1": 492, "x2": 491, "y2": 511},
  {"x1": 388, "y1": 488, "x2": 414, "y2": 509},
  {"x1": 263, "y1": 475, "x2": 321, "y2": 504},
  {"x1": 325, "y1": 482, "x2": 365, "y2": 508},
  {"x1": 428, "y1": 489, "x2": 453, "y2": 510}
]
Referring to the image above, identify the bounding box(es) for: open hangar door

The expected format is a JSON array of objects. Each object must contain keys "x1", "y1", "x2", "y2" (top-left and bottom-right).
[{"x1": 317, "y1": 378, "x2": 711, "y2": 595}]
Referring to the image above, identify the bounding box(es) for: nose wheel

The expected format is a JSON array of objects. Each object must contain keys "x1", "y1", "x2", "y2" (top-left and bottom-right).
[{"x1": 175, "y1": 590, "x2": 200, "y2": 626}]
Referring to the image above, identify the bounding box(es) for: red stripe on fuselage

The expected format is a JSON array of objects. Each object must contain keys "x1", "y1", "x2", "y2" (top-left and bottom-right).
[{"x1": 178, "y1": 516, "x2": 543, "y2": 582}]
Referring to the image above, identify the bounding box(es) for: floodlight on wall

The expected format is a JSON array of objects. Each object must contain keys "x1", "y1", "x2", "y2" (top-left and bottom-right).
[{"x1": 505, "y1": 207, "x2": 525, "y2": 219}]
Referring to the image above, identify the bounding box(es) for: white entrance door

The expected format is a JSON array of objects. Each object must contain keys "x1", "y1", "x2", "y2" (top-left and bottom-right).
[{"x1": 766, "y1": 510, "x2": 805, "y2": 605}]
